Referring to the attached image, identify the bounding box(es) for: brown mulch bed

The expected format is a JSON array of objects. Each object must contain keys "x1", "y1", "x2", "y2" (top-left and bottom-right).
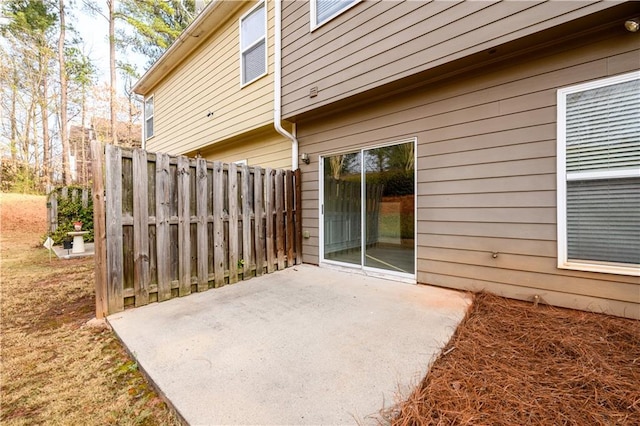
[{"x1": 392, "y1": 292, "x2": 640, "y2": 425}]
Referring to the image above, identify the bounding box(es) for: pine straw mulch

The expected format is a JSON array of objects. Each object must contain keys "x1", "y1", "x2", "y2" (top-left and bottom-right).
[{"x1": 392, "y1": 292, "x2": 640, "y2": 426}]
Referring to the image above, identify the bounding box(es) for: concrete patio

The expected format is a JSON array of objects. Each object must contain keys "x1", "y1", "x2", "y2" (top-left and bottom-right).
[{"x1": 107, "y1": 264, "x2": 471, "y2": 425}]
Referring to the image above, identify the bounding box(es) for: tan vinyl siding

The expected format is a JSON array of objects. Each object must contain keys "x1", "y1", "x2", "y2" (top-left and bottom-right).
[
  {"x1": 194, "y1": 128, "x2": 292, "y2": 170},
  {"x1": 146, "y1": 0, "x2": 277, "y2": 156},
  {"x1": 296, "y1": 32, "x2": 640, "y2": 318},
  {"x1": 281, "y1": 0, "x2": 624, "y2": 118}
]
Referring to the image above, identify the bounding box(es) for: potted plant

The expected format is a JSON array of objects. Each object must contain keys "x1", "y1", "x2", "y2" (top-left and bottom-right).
[
  {"x1": 63, "y1": 236, "x2": 73, "y2": 250},
  {"x1": 73, "y1": 221, "x2": 83, "y2": 231}
]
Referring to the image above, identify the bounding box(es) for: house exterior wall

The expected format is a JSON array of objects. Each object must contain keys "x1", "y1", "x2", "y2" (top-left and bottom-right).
[
  {"x1": 281, "y1": 0, "x2": 626, "y2": 119},
  {"x1": 143, "y1": 0, "x2": 290, "y2": 165},
  {"x1": 190, "y1": 126, "x2": 292, "y2": 169},
  {"x1": 295, "y1": 30, "x2": 640, "y2": 319}
]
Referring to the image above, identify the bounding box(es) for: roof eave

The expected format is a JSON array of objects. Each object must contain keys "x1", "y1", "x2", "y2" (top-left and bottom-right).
[{"x1": 133, "y1": 0, "x2": 243, "y2": 95}]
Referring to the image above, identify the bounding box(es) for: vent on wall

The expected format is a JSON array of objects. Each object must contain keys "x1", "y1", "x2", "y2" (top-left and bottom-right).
[{"x1": 309, "y1": 86, "x2": 318, "y2": 98}]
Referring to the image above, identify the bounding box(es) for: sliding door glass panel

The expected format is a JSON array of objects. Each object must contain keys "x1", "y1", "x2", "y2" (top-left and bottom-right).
[
  {"x1": 323, "y1": 152, "x2": 362, "y2": 265},
  {"x1": 363, "y1": 142, "x2": 415, "y2": 274}
]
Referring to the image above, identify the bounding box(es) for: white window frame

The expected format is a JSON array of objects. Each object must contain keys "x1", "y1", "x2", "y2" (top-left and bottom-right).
[
  {"x1": 310, "y1": 0, "x2": 360, "y2": 31},
  {"x1": 239, "y1": 1, "x2": 268, "y2": 87},
  {"x1": 556, "y1": 71, "x2": 640, "y2": 277},
  {"x1": 144, "y1": 95, "x2": 154, "y2": 140}
]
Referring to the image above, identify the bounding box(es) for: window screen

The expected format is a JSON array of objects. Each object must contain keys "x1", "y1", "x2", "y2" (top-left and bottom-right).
[
  {"x1": 558, "y1": 73, "x2": 640, "y2": 272},
  {"x1": 241, "y1": 3, "x2": 266, "y2": 85}
]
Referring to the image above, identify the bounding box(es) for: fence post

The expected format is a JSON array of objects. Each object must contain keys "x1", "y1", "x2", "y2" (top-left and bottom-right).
[
  {"x1": 90, "y1": 140, "x2": 108, "y2": 318},
  {"x1": 294, "y1": 169, "x2": 302, "y2": 265},
  {"x1": 105, "y1": 145, "x2": 124, "y2": 313},
  {"x1": 81, "y1": 188, "x2": 89, "y2": 209},
  {"x1": 48, "y1": 188, "x2": 58, "y2": 234},
  {"x1": 285, "y1": 170, "x2": 294, "y2": 266},
  {"x1": 275, "y1": 170, "x2": 285, "y2": 270}
]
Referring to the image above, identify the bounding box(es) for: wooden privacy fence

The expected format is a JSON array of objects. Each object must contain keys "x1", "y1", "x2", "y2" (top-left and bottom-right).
[{"x1": 91, "y1": 141, "x2": 302, "y2": 317}]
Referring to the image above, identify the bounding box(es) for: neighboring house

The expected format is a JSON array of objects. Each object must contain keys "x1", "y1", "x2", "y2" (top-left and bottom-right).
[
  {"x1": 279, "y1": 1, "x2": 640, "y2": 318},
  {"x1": 88, "y1": 118, "x2": 142, "y2": 149},
  {"x1": 69, "y1": 121, "x2": 142, "y2": 183},
  {"x1": 133, "y1": 0, "x2": 294, "y2": 169}
]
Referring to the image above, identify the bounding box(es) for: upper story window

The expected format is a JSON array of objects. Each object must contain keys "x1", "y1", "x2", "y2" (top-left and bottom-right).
[
  {"x1": 311, "y1": 0, "x2": 357, "y2": 29},
  {"x1": 144, "y1": 96, "x2": 154, "y2": 140},
  {"x1": 240, "y1": 1, "x2": 267, "y2": 86},
  {"x1": 556, "y1": 71, "x2": 640, "y2": 276}
]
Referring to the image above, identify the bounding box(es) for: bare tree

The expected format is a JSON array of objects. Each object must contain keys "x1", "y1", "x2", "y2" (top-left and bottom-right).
[
  {"x1": 108, "y1": 0, "x2": 116, "y2": 144},
  {"x1": 58, "y1": 0, "x2": 71, "y2": 184}
]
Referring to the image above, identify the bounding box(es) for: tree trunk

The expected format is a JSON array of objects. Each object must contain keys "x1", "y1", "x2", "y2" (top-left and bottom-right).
[
  {"x1": 41, "y1": 58, "x2": 51, "y2": 184},
  {"x1": 109, "y1": 0, "x2": 117, "y2": 145},
  {"x1": 10, "y1": 62, "x2": 18, "y2": 161},
  {"x1": 81, "y1": 88, "x2": 87, "y2": 184},
  {"x1": 59, "y1": 0, "x2": 71, "y2": 185}
]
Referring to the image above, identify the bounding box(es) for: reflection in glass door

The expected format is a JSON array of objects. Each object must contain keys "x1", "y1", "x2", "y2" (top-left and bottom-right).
[
  {"x1": 323, "y1": 152, "x2": 362, "y2": 265},
  {"x1": 322, "y1": 140, "x2": 415, "y2": 277},
  {"x1": 363, "y1": 142, "x2": 415, "y2": 274}
]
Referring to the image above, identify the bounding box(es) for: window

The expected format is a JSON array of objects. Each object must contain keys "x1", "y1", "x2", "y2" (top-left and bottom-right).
[
  {"x1": 144, "y1": 96, "x2": 154, "y2": 140},
  {"x1": 240, "y1": 2, "x2": 266, "y2": 86},
  {"x1": 311, "y1": 0, "x2": 357, "y2": 29},
  {"x1": 557, "y1": 71, "x2": 640, "y2": 276}
]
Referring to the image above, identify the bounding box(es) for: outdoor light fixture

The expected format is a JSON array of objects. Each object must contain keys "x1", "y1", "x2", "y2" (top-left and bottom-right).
[
  {"x1": 625, "y1": 18, "x2": 639, "y2": 32},
  {"x1": 301, "y1": 153, "x2": 310, "y2": 164}
]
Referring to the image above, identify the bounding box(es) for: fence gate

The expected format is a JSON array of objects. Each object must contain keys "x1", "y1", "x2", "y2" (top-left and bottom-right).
[{"x1": 91, "y1": 141, "x2": 302, "y2": 317}]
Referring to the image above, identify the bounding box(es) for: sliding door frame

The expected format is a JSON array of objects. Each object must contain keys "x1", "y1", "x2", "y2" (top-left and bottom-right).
[{"x1": 319, "y1": 137, "x2": 417, "y2": 283}]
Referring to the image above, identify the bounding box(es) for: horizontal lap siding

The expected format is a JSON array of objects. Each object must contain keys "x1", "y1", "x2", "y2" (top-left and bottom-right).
[
  {"x1": 148, "y1": 0, "x2": 276, "y2": 156},
  {"x1": 198, "y1": 130, "x2": 292, "y2": 170},
  {"x1": 297, "y1": 33, "x2": 640, "y2": 318},
  {"x1": 281, "y1": 0, "x2": 614, "y2": 118}
]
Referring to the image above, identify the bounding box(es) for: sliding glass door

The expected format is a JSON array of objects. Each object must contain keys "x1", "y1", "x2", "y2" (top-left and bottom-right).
[{"x1": 322, "y1": 140, "x2": 415, "y2": 278}]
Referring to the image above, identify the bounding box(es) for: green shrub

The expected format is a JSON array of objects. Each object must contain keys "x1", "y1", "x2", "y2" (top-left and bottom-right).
[{"x1": 48, "y1": 187, "x2": 94, "y2": 244}]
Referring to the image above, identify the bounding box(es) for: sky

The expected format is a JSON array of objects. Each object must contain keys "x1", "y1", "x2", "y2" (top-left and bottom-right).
[{"x1": 73, "y1": 3, "x2": 148, "y2": 93}]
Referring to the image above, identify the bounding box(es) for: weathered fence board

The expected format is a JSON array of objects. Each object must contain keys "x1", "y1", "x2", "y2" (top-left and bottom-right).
[
  {"x1": 133, "y1": 149, "x2": 150, "y2": 307},
  {"x1": 265, "y1": 168, "x2": 275, "y2": 274},
  {"x1": 105, "y1": 145, "x2": 124, "y2": 313},
  {"x1": 90, "y1": 142, "x2": 107, "y2": 319},
  {"x1": 155, "y1": 152, "x2": 172, "y2": 302},
  {"x1": 92, "y1": 145, "x2": 303, "y2": 315},
  {"x1": 228, "y1": 162, "x2": 238, "y2": 285},
  {"x1": 254, "y1": 168, "x2": 264, "y2": 277},
  {"x1": 196, "y1": 158, "x2": 208, "y2": 292},
  {"x1": 241, "y1": 165, "x2": 252, "y2": 278},
  {"x1": 213, "y1": 161, "x2": 225, "y2": 288},
  {"x1": 177, "y1": 156, "x2": 191, "y2": 297}
]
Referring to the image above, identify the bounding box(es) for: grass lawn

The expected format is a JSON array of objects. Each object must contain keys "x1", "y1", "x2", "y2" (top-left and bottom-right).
[{"x1": 1, "y1": 193, "x2": 179, "y2": 425}]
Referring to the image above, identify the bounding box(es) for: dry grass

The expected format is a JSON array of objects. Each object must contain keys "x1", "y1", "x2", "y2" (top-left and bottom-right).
[
  {"x1": 1, "y1": 193, "x2": 180, "y2": 425},
  {"x1": 391, "y1": 292, "x2": 640, "y2": 426}
]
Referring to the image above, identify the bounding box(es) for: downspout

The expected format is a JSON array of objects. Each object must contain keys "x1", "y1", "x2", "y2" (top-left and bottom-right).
[{"x1": 274, "y1": 0, "x2": 299, "y2": 169}]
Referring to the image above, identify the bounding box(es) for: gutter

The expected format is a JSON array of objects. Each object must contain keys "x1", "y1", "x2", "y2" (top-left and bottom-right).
[{"x1": 274, "y1": 0, "x2": 299, "y2": 170}]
